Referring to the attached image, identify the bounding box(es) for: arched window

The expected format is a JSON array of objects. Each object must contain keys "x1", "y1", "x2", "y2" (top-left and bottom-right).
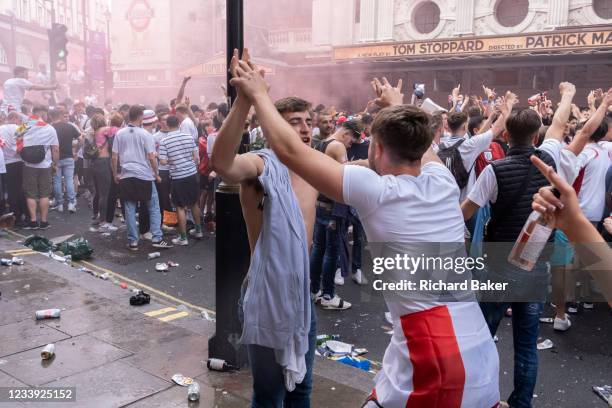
[
  {"x1": 16, "y1": 45, "x2": 34, "y2": 69},
  {"x1": 495, "y1": 0, "x2": 529, "y2": 27},
  {"x1": 593, "y1": 0, "x2": 612, "y2": 19},
  {"x1": 413, "y1": 1, "x2": 441, "y2": 34}
]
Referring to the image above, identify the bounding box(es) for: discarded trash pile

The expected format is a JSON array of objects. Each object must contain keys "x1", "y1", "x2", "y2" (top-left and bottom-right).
[
  {"x1": 315, "y1": 335, "x2": 372, "y2": 373},
  {"x1": 24, "y1": 235, "x2": 93, "y2": 260}
]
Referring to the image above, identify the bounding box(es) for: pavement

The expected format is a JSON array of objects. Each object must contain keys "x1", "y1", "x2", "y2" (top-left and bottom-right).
[{"x1": 0, "y1": 197, "x2": 610, "y2": 407}]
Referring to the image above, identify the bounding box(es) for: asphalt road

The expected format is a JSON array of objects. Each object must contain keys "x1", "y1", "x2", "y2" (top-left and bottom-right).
[{"x1": 11, "y1": 195, "x2": 611, "y2": 407}]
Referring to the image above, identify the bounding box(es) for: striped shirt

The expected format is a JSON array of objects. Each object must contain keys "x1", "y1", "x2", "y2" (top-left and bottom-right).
[{"x1": 158, "y1": 130, "x2": 197, "y2": 179}]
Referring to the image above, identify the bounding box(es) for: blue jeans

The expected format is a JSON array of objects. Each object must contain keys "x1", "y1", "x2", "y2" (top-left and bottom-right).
[
  {"x1": 124, "y1": 182, "x2": 162, "y2": 244},
  {"x1": 310, "y1": 206, "x2": 339, "y2": 297},
  {"x1": 480, "y1": 301, "x2": 543, "y2": 408},
  {"x1": 247, "y1": 303, "x2": 316, "y2": 408},
  {"x1": 53, "y1": 158, "x2": 76, "y2": 205}
]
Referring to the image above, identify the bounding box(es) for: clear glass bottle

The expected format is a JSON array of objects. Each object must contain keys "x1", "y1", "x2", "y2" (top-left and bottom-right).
[{"x1": 508, "y1": 188, "x2": 560, "y2": 271}]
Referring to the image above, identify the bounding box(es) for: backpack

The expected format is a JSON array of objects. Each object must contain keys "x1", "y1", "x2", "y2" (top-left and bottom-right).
[
  {"x1": 83, "y1": 137, "x2": 100, "y2": 160},
  {"x1": 475, "y1": 141, "x2": 506, "y2": 177},
  {"x1": 19, "y1": 145, "x2": 46, "y2": 164},
  {"x1": 437, "y1": 139, "x2": 469, "y2": 189}
]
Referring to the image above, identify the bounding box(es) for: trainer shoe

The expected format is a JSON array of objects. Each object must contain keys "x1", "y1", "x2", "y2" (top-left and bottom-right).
[
  {"x1": 312, "y1": 290, "x2": 324, "y2": 303},
  {"x1": 127, "y1": 242, "x2": 138, "y2": 251},
  {"x1": 352, "y1": 269, "x2": 367, "y2": 285},
  {"x1": 321, "y1": 295, "x2": 351, "y2": 310},
  {"x1": 553, "y1": 314, "x2": 572, "y2": 331},
  {"x1": 140, "y1": 232, "x2": 153, "y2": 241},
  {"x1": 582, "y1": 302, "x2": 594, "y2": 310},
  {"x1": 23, "y1": 221, "x2": 38, "y2": 230},
  {"x1": 68, "y1": 202, "x2": 76, "y2": 213},
  {"x1": 55, "y1": 205, "x2": 64, "y2": 213},
  {"x1": 334, "y1": 269, "x2": 344, "y2": 285},
  {"x1": 38, "y1": 221, "x2": 50, "y2": 230},
  {"x1": 567, "y1": 302, "x2": 579, "y2": 314},
  {"x1": 152, "y1": 239, "x2": 173, "y2": 249},
  {"x1": 100, "y1": 223, "x2": 118, "y2": 232},
  {"x1": 189, "y1": 229, "x2": 204, "y2": 239},
  {"x1": 161, "y1": 224, "x2": 175, "y2": 232},
  {"x1": 172, "y1": 237, "x2": 189, "y2": 246}
]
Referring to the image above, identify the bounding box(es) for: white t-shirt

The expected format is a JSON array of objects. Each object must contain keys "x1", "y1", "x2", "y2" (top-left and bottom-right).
[
  {"x1": 574, "y1": 142, "x2": 611, "y2": 221},
  {"x1": 206, "y1": 132, "x2": 217, "y2": 158},
  {"x1": 0, "y1": 124, "x2": 20, "y2": 164},
  {"x1": 467, "y1": 139, "x2": 578, "y2": 207},
  {"x1": 112, "y1": 125, "x2": 156, "y2": 181},
  {"x1": 180, "y1": 117, "x2": 198, "y2": 142},
  {"x1": 1, "y1": 78, "x2": 33, "y2": 112},
  {"x1": 342, "y1": 163, "x2": 499, "y2": 407},
  {"x1": 153, "y1": 131, "x2": 170, "y2": 171},
  {"x1": 439, "y1": 131, "x2": 493, "y2": 202},
  {"x1": 23, "y1": 124, "x2": 59, "y2": 169}
]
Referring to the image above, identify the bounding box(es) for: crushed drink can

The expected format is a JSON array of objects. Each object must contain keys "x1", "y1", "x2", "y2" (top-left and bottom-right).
[
  {"x1": 148, "y1": 252, "x2": 161, "y2": 260},
  {"x1": 1, "y1": 258, "x2": 13, "y2": 266},
  {"x1": 11, "y1": 257, "x2": 24, "y2": 265},
  {"x1": 171, "y1": 373, "x2": 193, "y2": 386},
  {"x1": 41, "y1": 344, "x2": 55, "y2": 360},
  {"x1": 187, "y1": 382, "x2": 200, "y2": 401},
  {"x1": 35, "y1": 309, "x2": 61, "y2": 320}
]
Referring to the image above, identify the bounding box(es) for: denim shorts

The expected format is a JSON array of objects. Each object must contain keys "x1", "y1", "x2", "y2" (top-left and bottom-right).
[{"x1": 550, "y1": 230, "x2": 574, "y2": 266}]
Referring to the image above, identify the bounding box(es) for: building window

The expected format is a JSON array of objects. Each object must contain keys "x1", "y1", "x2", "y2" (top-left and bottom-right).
[
  {"x1": 593, "y1": 0, "x2": 612, "y2": 19},
  {"x1": 495, "y1": 0, "x2": 529, "y2": 27},
  {"x1": 413, "y1": 1, "x2": 441, "y2": 34},
  {"x1": 16, "y1": 46, "x2": 34, "y2": 69},
  {"x1": 0, "y1": 44, "x2": 8, "y2": 65}
]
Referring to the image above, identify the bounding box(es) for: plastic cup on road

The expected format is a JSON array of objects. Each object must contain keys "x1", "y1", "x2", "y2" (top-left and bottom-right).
[{"x1": 41, "y1": 343, "x2": 55, "y2": 360}]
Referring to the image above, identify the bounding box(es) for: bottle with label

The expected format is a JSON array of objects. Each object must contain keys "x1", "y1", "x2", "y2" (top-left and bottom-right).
[
  {"x1": 206, "y1": 358, "x2": 239, "y2": 372},
  {"x1": 508, "y1": 189, "x2": 559, "y2": 271}
]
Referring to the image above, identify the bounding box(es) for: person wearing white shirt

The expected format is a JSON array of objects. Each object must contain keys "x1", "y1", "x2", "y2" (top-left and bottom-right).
[
  {"x1": 175, "y1": 105, "x2": 199, "y2": 142},
  {"x1": 1, "y1": 111, "x2": 26, "y2": 227},
  {"x1": 230, "y1": 58, "x2": 502, "y2": 408},
  {"x1": 1, "y1": 67, "x2": 57, "y2": 114}
]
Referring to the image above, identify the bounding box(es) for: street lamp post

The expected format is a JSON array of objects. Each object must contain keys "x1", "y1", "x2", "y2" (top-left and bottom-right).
[
  {"x1": 104, "y1": 8, "x2": 111, "y2": 103},
  {"x1": 207, "y1": 0, "x2": 249, "y2": 368}
]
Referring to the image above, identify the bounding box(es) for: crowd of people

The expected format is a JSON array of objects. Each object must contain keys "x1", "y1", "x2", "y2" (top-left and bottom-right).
[{"x1": 2, "y1": 53, "x2": 612, "y2": 408}]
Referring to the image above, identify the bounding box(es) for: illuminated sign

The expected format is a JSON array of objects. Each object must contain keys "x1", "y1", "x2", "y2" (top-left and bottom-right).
[{"x1": 334, "y1": 30, "x2": 612, "y2": 60}]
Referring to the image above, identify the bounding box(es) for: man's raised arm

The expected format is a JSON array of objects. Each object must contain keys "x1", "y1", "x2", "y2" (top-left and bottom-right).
[
  {"x1": 210, "y1": 50, "x2": 262, "y2": 184},
  {"x1": 545, "y1": 82, "x2": 576, "y2": 142},
  {"x1": 566, "y1": 88, "x2": 612, "y2": 156}
]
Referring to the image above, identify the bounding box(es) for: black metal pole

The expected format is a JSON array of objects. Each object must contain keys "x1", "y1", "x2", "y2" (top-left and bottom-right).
[{"x1": 208, "y1": 0, "x2": 249, "y2": 368}]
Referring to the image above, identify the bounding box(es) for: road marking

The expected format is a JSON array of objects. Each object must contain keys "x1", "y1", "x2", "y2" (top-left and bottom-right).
[
  {"x1": 6, "y1": 250, "x2": 38, "y2": 256},
  {"x1": 78, "y1": 260, "x2": 216, "y2": 317},
  {"x1": 144, "y1": 307, "x2": 177, "y2": 317},
  {"x1": 6, "y1": 230, "x2": 26, "y2": 239},
  {"x1": 158, "y1": 311, "x2": 189, "y2": 322},
  {"x1": 7, "y1": 248, "x2": 37, "y2": 254}
]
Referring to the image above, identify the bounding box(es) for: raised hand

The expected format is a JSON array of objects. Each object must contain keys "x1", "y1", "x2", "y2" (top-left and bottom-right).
[
  {"x1": 371, "y1": 77, "x2": 404, "y2": 108},
  {"x1": 482, "y1": 85, "x2": 496, "y2": 100},
  {"x1": 452, "y1": 84, "x2": 461, "y2": 100},
  {"x1": 229, "y1": 48, "x2": 270, "y2": 102},
  {"x1": 559, "y1": 81, "x2": 576, "y2": 97}
]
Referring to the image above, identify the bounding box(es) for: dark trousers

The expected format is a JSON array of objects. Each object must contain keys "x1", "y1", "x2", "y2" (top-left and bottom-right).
[
  {"x1": 106, "y1": 179, "x2": 119, "y2": 224},
  {"x1": 156, "y1": 170, "x2": 172, "y2": 214},
  {"x1": 6, "y1": 162, "x2": 26, "y2": 220},
  {"x1": 349, "y1": 213, "x2": 364, "y2": 272},
  {"x1": 247, "y1": 303, "x2": 316, "y2": 408},
  {"x1": 480, "y1": 301, "x2": 542, "y2": 408},
  {"x1": 92, "y1": 158, "x2": 112, "y2": 223},
  {"x1": 310, "y1": 206, "x2": 340, "y2": 297}
]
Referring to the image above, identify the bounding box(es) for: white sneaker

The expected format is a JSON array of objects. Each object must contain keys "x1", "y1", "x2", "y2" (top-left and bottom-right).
[
  {"x1": 100, "y1": 223, "x2": 118, "y2": 232},
  {"x1": 312, "y1": 290, "x2": 323, "y2": 303},
  {"x1": 352, "y1": 269, "x2": 367, "y2": 285},
  {"x1": 334, "y1": 269, "x2": 344, "y2": 285},
  {"x1": 172, "y1": 237, "x2": 189, "y2": 246},
  {"x1": 321, "y1": 295, "x2": 351, "y2": 310},
  {"x1": 553, "y1": 314, "x2": 572, "y2": 331},
  {"x1": 140, "y1": 232, "x2": 153, "y2": 241},
  {"x1": 582, "y1": 302, "x2": 594, "y2": 310},
  {"x1": 161, "y1": 224, "x2": 175, "y2": 232},
  {"x1": 384, "y1": 312, "x2": 393, "y2": 325},
  {"x1": 68, "y1": 202, "x2": 76, "y2": 213},
  {"x1": 189, "y1": 229, "x2": 204, "y2": 239}
]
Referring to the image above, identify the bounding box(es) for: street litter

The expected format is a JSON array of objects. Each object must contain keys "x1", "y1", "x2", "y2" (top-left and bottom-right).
[
  {"x1": 155, "y1": 262, "x2": 169, "y2": 272},
  {"x1": 101, "y1": 232, "x2": 111, "y2": 237},
  {"x1": 172, "y1": 373, "x2": 193, "y2": 386},
  {"x1": 49, "y1": 252, "x2": 67, "y2": 262},
  {"x1": 325, "y1": 340, "x2": 353, "y2": 355},
  {"x1": 148, "y1": 252, "x2": 161, "y2": 260},
  {"x1": 11, "y1": 257, "x2": 24, "y2": 265},
  {"x1": 22, "y1": 284, "x2": 30, "y2": 290},
  {"x1": 35, "y1": 309, "x2": 61, "y2": 320},
  {"x1": 177, "y1": 304, "x2": 189, "y2": 312},
  {"x1": 201, "y1": 310, "x2": 216, "y2": 322},
  {"x1": 207, "y1": 358, "x2": 239, "y2": 372},
  {"x1": 119, "y1": 282, "x2": 128, "y2": 289},
  {"x1": 168, "y1": 261, "x2": 179, "y2": 267},
  {"x1": 592, "y1": 385, "x2": 612, "y2": 405},
  {"x1": 187, "y1": 382, "x2": 200, "y2": 401},
  {"x1": 194, "y1": 264, "x2": 202, "y2": 270},
  {"x1": 99, "y1": 272, "x2": 110, "y2": 280},
  {"x1": 56, "y1": 237, "x2": 94, "y2": 260},
  {"x1": 1, "y1": 258, "x2": 13, "y2": 266},
  {"x1": 41, "y1": 344, "x2": 55, "y2": 360},
  {"x1": 334, "y1": 355, "x2": 371, "y2": 372},
  {"x1": 24, "y1": 235, "x2": 54, "y2": 252},
  {"x1": 539, "y1": 317, "x2": 554, "y2": 323},
  {"x1": 316, "y1": 334, "x2": 340, "y2": 346},
  {"x1": 130, "y1": 291, "x2": 150, "y2": 306},
  {"x1": 537, "y1": 339, "x2": 554, "y2": 350}
]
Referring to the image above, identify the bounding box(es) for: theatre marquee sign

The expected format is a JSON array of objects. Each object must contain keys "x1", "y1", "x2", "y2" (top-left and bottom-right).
[{"x1": 333, "y1": 29, "x2": 612, "y2": 60}]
